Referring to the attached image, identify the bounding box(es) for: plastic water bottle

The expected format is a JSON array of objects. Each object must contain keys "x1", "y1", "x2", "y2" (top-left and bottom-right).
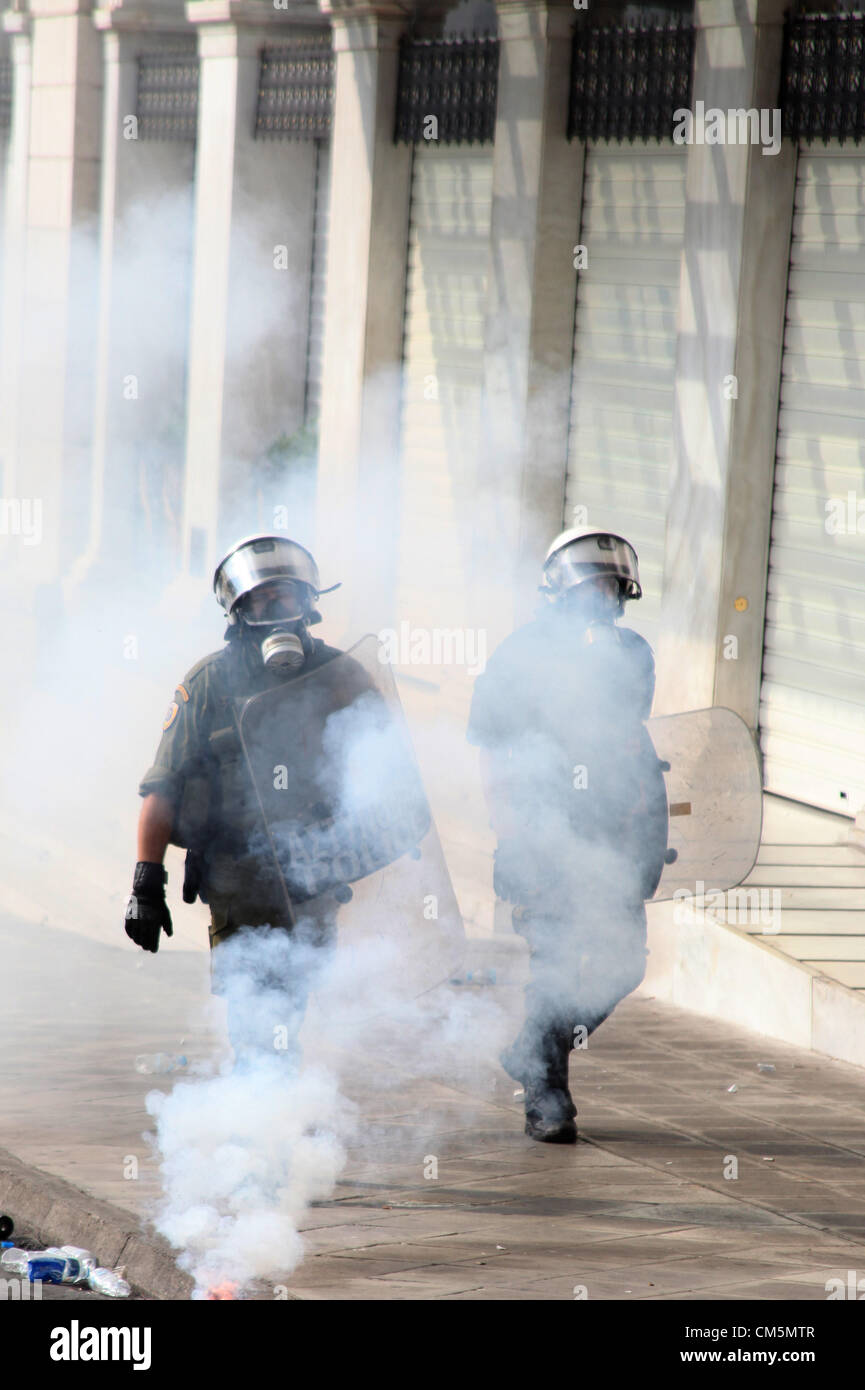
[
  {"x1": 27, "y1": 1252, "x2": 86, "y2": 1285},
  {"x1": 135, "y1": 1053, "x2": 188, "y2": 1075},
  {"x1": 0, "y1": 1248, "x2": 30, "y2": 1275},
  {"x1": 450, "y1": 969, "x2": 497, "y2": 987},
  {"x1": 4, "y1": 1246, "x2": 129, "y2": 1296},
  {"x1": 87, "y1": 1267, "x2": 131, "y2": 1298},
  {"x1": 59, "y1": 1245, "x2": 97, "y2": 1276},
  {"x1": 6, "y1": 1245, "x2": 94, "y2": 1286}
]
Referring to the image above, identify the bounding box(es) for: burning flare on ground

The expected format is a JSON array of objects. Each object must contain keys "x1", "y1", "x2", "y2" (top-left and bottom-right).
[{"x1": 206, "y1": 1281, "x2": 239, "y2": 1301}]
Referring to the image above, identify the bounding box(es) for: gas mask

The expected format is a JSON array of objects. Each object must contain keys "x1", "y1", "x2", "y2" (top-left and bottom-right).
[
  {"x1": 553, "y1": 569, "x2": 625, "y2": 631},
  {"x1": 560, "y1": 576, "x2": 625, "y2": 630},
  {"x1": 235, "y1": 581, "x2": 314, "y2": 672}
]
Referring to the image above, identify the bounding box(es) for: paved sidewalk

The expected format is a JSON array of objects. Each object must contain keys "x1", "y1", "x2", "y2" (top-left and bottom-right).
[{"x1": 2, "y1": 915, "x2": 865, "y2": 1300}]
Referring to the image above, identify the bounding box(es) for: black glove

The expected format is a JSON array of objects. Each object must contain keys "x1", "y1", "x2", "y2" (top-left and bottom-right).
[{"x1": 125, "y1": 862, "x2": 173, "y2": 953}]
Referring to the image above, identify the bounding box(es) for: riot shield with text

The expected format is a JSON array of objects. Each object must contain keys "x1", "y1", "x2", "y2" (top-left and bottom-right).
[
  {"x1": 647, "y1": 707, "x2": 763, "y2": 901},
  {"x1": 234, "y1": 636, "x2": 465, "y2": 997}
]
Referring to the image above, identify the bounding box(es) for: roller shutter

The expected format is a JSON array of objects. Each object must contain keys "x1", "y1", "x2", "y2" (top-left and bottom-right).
[
  {"x1": 396, "y1": 142, "x2": 494, "y2": 643},
  {"x1": 565, "y1": 141, "x2": 686, "y2": 652},
  {"x1": 759, "y1": 145, "x2": 865, "y2": 817}
]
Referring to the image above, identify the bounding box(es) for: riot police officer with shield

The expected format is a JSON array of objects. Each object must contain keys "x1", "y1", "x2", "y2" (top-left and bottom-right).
[
  {"x1": 125, "y1": 535, "x2": 346, "y2": 1064},
  {"x1": 467, "y1": 528, "x2": 669, "y2": 1143}
]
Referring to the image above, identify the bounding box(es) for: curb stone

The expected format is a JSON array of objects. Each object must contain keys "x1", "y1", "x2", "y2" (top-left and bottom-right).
[
  {"x1": 0, "y1": 1146, "x2": 303, "y2": 1300},
  {"x1": 0, "y1": 1144, "x2": 192, "y2": 1300}
]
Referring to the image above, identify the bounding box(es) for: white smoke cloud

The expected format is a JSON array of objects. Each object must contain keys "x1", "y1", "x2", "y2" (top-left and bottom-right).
[
  {"x1": 146, "y1": 1051, "x2": 354, "y2": 1297},
  {"x1": 144, "y1": 917, "x2": 513, "y2": 1298}
]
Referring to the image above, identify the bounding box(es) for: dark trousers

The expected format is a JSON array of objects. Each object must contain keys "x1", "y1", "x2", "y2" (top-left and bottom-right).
[{"x1": 504, "y1": 893, "x2": 648, "y2": 1096}]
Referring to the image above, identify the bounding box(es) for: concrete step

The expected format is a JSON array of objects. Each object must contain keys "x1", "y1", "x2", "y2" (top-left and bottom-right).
[
  {"x1": 738, "y1": 910, "x2": 865, "y2": 935},
  {"x1": 643, "y1": 795, "x2": 865, "y2": 1068},
  {"x1": 802, "y1": 961, "x2": 865, "y2": 990},
  {"x1": 760, "y1": 797, "x2": 853, "y2": 845},
  {"x1": 762, "y1": 839, "x2": 862, "y2": 861},
  {"x1": 724, "y1": 887, "x2": 865, "y2": 909},
  {"x1": 746, "y1": 864, "x2": 865, "y2": 887},
  {"x1": 756, "y1": 844, "x2": 864, "y2": 866},
  {"x1": 771, "y1": 935, "x2": 865, "y2": 961}
]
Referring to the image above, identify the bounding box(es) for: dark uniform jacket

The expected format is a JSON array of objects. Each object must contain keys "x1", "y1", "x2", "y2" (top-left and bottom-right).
[
  {"x1": 467, "y1": 610, "x2": 668, "y2": 905},
  {"x1": 140, "y1": 635, "x2": 345, "y2": 932}
]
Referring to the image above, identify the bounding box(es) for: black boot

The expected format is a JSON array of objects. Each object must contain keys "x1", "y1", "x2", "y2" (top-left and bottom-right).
[
  {"x1": 524, "y1": 1084, "x2": 577, "y2": 1144},
  {"x1": 501, "y1": 1021, "x2": 578, "y2": 1143}
]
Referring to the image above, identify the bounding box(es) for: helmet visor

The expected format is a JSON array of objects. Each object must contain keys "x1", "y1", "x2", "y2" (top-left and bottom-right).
[
  {"x1": 544, "y1": 534, "x2": 641, "y2": 599},
  {"x1": 237, "y1": 579, "x2": 308, "y2": 624}
]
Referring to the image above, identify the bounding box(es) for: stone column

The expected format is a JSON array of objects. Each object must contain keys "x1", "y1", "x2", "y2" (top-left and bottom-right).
[
  {"x1": 479, "y1": 0, "x2": 582, "y2": 641},
  {"x1": 0, "y1": 8, "x2": 31, "y2": 510},
  {"x1": 313, "y1": 0, "x2": 411, "y2": 637},
  {"x1": 0, "y1": 0, "x2": 103, "y2": 588},
  {"x1": 0, "y1": 10, "x2": 32, "y2": 696},
  {"x1": 653, "y1": 0, "x2": 795, "y2": 723},
  {"x1": 68, "y1": 1, "x2": 194, "y2": 590},
  {"x1": 0, "y1": 31, "x2": 10, "y2": 315},
  {"x1": 179, "y1": 0, "x2": 322, "y2": 582}
]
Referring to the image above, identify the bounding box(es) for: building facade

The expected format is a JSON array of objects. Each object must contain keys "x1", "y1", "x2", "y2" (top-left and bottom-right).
[{"x1": 1, "y1": 0, "x2": 864, "y2": 1031}]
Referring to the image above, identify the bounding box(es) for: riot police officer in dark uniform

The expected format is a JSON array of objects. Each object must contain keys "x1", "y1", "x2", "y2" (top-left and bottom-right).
[
  {"x1": 467, "y1": 528, "x2": 668, "y2": 1144},
  {"x1": 124, "y1": 534, "x2": 345, "y2": 1064}
]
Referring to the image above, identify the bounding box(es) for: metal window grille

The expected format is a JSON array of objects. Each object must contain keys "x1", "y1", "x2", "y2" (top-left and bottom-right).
[
  {"x1": 568, "y1": 18, "x2": 694, "y2": 143},
  {"x1": 394, "y1": 35, "x2": 500, "y2": 145},
  {"x1": 781, "y1": 13, "x2": 865, "y2": 144},
  {"x1": 255, "y1": 37, "x2": 334, "y2": 140},
  {"x1": 0, "y1": 57, "x2": 11, "y2": 133},
  {"x1": 137, "y1": 48, "x2": 199, "y2": 142}
]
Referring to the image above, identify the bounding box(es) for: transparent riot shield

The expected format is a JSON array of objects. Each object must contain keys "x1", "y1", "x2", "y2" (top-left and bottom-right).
[
  {"x1": 647, "y1": 707, "x2": 763, "y2": 902},
  {"x1": 234, "y1": 636, "x2": 465, "y2": 997}
]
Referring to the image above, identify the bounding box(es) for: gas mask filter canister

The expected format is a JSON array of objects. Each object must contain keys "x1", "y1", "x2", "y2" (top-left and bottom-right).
[{"x1": 259, "y1": 626, "x2": 307, "y2": 671}]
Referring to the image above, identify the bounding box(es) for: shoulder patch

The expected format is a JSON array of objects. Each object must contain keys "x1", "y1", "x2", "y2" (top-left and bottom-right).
[
  {"x1": 175, "y1": 683, "x2": 190, "y2": 703},
  {"x1": 162, "y1": 701, "x2": 180, "y2": 732}
]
